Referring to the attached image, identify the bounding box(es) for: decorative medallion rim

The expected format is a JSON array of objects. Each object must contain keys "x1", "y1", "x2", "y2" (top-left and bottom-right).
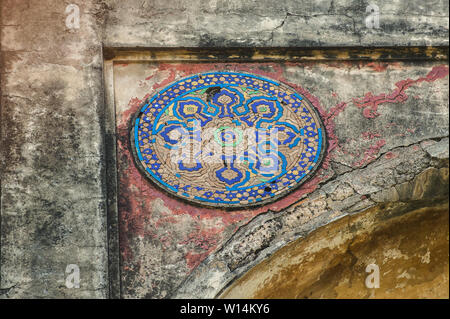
[{"x1": 129, "y1": 70, "x2": 327, "y2": 209}]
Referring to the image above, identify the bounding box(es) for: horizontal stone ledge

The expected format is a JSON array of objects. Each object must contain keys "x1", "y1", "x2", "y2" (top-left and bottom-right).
[{"x1": 103, "y1": 46, "x2": 449, "y2": 62}]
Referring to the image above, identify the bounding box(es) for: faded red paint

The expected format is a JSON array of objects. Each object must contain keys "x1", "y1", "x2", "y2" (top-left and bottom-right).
[
  {"x1": 362, "y1": 131, "x2": 382, "y2": 140},
  {"x1": 366, "y1": 62, "x2": 389, "y2": 72},
  {"x1": 384, "y1": 152, "x2": 397, "y2": 159},
  {"x1": 353, "y1": 139, "x2": 387, "y2": 167},
  {"x1": 353, "y1": 65, "x2": 449, "y2": 118},
  {"x1": 185, "y1": 251, "x2": 211, "y2": 270}
]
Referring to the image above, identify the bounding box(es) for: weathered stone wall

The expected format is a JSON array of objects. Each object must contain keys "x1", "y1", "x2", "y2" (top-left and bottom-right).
[
  {"x1": 111, "y1": 59, "x2": 449, "y2": 299},
  {"x1": 220, "y1": 169, "x2": 449, "y2": 298},
  {"x1": 103, "y1": 0, "x2": 449, "y2": 47},
  {"x1": 0, "y1": 0, "x2": 448, "y2": 298},
  {"x1": 1, "y1": 0, "x2": 109, "y2": 298}
]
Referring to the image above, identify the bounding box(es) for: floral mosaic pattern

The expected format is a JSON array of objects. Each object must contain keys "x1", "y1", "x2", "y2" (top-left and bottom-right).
[{"x1": 131, "y1": 72, "x2": 326, "y2": 207}]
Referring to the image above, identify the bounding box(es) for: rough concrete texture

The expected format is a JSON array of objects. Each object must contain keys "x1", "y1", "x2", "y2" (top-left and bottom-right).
[
  {"x1": 0, "y1": 0, "x2": 449, "y2": 299},
  {"x1": 104, "y1": 0, "x2": 449, "y2": 47},
  {"x1": 1, "y1": 0, "x2": 109, "y2": 298}
]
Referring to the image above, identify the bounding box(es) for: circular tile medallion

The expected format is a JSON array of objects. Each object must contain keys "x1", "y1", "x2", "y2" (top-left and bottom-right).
[{"x1": 131, "y1": 71, "x2": 326, "y2": 208}]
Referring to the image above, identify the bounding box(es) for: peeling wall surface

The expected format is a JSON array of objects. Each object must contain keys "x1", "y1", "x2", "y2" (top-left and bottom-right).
[
  {"x1": 0, "y1": 0, "x2": 449, "y2": 299},
  {"x1": 221, "y1": 197, "x2": 450, "y2": 298}
]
